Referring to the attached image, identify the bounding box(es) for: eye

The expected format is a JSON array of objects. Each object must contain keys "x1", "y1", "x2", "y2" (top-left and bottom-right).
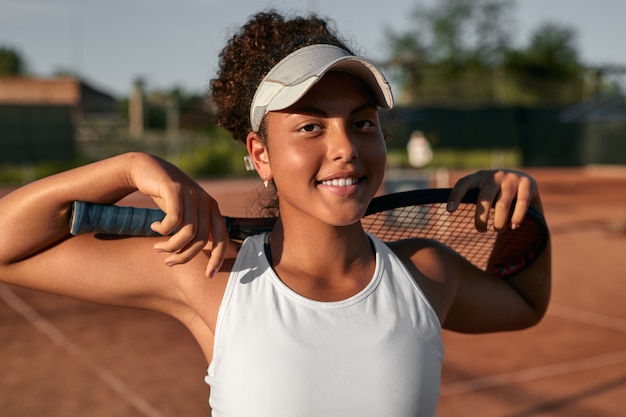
[
  {"x1": 299, "y1": 123, "x2": 323, "y2": 133},
  {"x1": 352, "y1": 119, "x2": 375, "y2": 130}
]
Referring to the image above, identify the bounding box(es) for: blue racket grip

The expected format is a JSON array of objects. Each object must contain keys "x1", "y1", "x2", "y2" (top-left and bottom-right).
[{"x1": 70, "y1": 201, "x2": 167, "y2": 237}]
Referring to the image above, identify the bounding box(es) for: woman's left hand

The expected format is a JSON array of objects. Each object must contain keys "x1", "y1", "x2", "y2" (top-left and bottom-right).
[{"x1": 447, "y1": 169, "x2": 538, "y2": 232}]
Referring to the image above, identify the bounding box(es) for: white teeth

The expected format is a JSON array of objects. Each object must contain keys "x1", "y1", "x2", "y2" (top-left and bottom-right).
[{"x1": 321, "y1": 178, "x2": 358, "y2": 187}]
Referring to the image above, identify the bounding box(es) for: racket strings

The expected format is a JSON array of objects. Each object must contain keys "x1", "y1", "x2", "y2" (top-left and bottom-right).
[{"x1": 362, "y1": 202, "x2": 539, "y2": 276}]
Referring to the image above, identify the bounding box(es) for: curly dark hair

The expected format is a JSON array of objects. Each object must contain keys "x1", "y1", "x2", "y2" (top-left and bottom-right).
[{"x1": 210, "y1": 10, "x2": 352, "y2": 144}]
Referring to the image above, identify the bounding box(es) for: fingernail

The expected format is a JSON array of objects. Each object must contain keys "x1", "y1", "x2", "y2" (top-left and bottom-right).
[{"x1": 447, "y1": 202, "x2": 456, "y2": 211}]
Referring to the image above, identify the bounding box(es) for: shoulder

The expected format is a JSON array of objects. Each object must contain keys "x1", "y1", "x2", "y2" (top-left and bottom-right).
[
  {"x1": 386, "y1": 238, "x2": 466, "y2": 321},
  {"x1": 387, "y1": 238, "x2": 465, "y2": 281},
  {"x1": 169, "y1": 235, "x2": 263, "y2": 312}
]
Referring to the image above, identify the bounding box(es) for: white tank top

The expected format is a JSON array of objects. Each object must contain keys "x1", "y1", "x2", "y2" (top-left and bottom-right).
[{"x1": 205, "y1": 233, "x2": 443, "y2": 416}]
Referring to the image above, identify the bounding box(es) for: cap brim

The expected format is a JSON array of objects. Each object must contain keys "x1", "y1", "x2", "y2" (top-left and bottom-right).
[{"x1": 250, "y1": 44, "x2": 393, "y2": 131}]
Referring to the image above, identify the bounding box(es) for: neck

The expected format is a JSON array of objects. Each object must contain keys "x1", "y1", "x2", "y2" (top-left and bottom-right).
[
  {"x1": 266, "y1": 216, "x2": 376, "y2": 301},
  {"x1": 270, "y1": 215, "x2": 371, "y2": 267}
]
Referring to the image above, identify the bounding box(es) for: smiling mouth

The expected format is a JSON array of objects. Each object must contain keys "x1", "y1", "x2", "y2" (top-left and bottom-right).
[{"x1": 319, "y1": 177, "x2": 360, "y2": 187}]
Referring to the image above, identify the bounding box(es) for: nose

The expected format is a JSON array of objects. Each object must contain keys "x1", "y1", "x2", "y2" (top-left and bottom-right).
[{"x1": 328, "y1": 123, "x2": 359, "y2": 162}]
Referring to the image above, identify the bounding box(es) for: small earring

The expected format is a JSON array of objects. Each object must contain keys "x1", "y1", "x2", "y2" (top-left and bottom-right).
[{"x1": 263, "y1": 175, "x2": 269, "y2": 188}]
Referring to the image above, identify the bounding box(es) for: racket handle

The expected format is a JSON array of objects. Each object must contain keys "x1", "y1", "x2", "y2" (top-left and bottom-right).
[
  {"x1": 70, "y1": 201, "x2": 166, "y2": 237},
  {"x1": 70, "y1": 201, "x2": 277, "y2": 239}
]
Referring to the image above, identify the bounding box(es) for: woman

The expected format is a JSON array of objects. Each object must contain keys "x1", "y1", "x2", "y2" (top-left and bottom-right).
[{"x1": 0, "y1": 11, "x2": 550, "y2": 416}]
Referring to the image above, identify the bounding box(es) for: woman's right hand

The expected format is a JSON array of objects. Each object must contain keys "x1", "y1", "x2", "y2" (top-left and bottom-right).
[{"x1": 126, "y1": 153, "x2": 229, "y2": 277}]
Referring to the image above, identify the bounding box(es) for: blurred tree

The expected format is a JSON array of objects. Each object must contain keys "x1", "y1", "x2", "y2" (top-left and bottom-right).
[
  {"x1": 385, "y1": 0, "x2": 514, "y2": 104},
  {"x1": 503, "y1": 22, "x2": 584, "y2": 104},
  {"x1": 0, "y1": 46, "x2": 27, "y2": 75},
  {"x1": 385, "y1": 0, "x2": 589, "y2": 105}
]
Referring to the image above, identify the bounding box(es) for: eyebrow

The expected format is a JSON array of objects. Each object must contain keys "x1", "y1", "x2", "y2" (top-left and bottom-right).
[{"x1": 287, "y1": 102, "x2": 378, "y2": 118}]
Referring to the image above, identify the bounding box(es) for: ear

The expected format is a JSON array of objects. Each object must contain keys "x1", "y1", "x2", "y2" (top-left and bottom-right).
[{"x1": 246, "y1": 131, "x2": 272, "y2": 181}]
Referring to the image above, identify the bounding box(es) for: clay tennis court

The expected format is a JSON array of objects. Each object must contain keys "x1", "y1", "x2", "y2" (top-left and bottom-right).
[{"x1": 1, "y1": 167, "x2": 626, "y2": 416}]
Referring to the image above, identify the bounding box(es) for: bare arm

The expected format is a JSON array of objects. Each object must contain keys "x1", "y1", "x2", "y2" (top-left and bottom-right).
[
  {"x1": 0, "y1": 154, "x2": 135, "y2": 263},
  {"x1": 0, "y1": 152, "x2": 229, "y2": 311},
  {"x1": 442, "y1": 238, "x2": 551, "y2": 332},
  {"x1": 393, "y1": 234, "x2": 550, "y2": 333},
  {"x1": 435, "y1": 169, "x2": 551, "y2": 332}
]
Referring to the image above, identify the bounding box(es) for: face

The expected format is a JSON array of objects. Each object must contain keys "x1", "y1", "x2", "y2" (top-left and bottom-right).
[{"x1": 259, "y1": 71, "x2": 387, "y2": 228}]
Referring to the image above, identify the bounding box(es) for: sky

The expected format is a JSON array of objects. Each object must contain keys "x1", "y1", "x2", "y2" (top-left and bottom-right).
[{"x1": 1, "y1": 0, "x2": 624, "y2": 97}]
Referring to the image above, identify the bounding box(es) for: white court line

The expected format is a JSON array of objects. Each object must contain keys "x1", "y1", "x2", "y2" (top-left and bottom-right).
[
  {"x1": 0, "y1": 284, "x2": 163, "y2": 417},
  {"x1": 441, "y1": 304, "x2": 626, "y2": 397},
  {"x1": 6, "y1": 284, "x2": 624, "y2": 402},
  {"x1": 441, "y1": 349, "x2": 626, "y2": 396},
  {"x1": 548, "y1": 303, "x2": 626, "y2": 333}
]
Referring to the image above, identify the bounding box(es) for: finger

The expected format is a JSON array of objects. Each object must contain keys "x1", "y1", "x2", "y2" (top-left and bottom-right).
[
  {"x1": 160, "y1": 218, "x2": 208, "y2": 265},
  {"x1": 150, "y1": 214, "x2": 180, "y2": 236},
  {"x1": 509, "y1": 199, "x2": 529, "y2": 230},
  {"x1": 153, "y1": 199, "x2": 200, "y2": 253},
  {"x1": 205, "y1": 240, "x2": 227, "y2": 278},
  {"x1": 475, "y1": 186, "x2": 501, "y2": 232},
  {"x1": 474, "y1": 195, "x2": 491, "y2": 233},
  {"x1": 447, "y1": 173, "x2": 479, "y2": 212},
  {"x1": 492, "y1": 191, "x2": 515, "y2": 231},
  {"x1": 150, "y1": 187, "x2": 185, "y2": 236},
  {"x1": 163, "y1": 238, "x2": 207, "y2": 266},
  {"x1": 204, "y1": 207, "x2": 229, "y2": 278},
  {"x1": 154, "y1": 224, "x2": 202, "y2": 255},
  {"x1": 509, "y1": 178, "x2": 535, "y2": 229},
  {"x1": 161, "y1": 197, "x2": 227, "y2": 273}
]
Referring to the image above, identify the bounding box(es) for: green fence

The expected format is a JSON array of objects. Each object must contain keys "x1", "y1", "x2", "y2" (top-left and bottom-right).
[
  {"x1": 385, "y1": 106, "x2": 590, "y2": 166},
  {"x1": 0, "y1": 105, "x2": 75, "y2": 163}
]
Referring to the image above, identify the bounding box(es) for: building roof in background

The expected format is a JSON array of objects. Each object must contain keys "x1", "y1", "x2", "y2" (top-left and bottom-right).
[
  {"x1": 0, "y1": 77, "x2": 82, "y2": 105},
  {"x1": 0, "y1": 76, "x2": 117, "y2": 115}
]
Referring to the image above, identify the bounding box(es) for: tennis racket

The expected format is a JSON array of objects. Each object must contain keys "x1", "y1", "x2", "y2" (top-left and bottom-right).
[{"x1": 70, "y1": 188, "x2": 549, "y2": 279}]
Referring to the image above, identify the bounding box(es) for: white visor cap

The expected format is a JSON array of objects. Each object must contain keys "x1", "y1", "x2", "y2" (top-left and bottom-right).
[{"x1": 250, "y1": 44, "x2": 394, "y2": 132}]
